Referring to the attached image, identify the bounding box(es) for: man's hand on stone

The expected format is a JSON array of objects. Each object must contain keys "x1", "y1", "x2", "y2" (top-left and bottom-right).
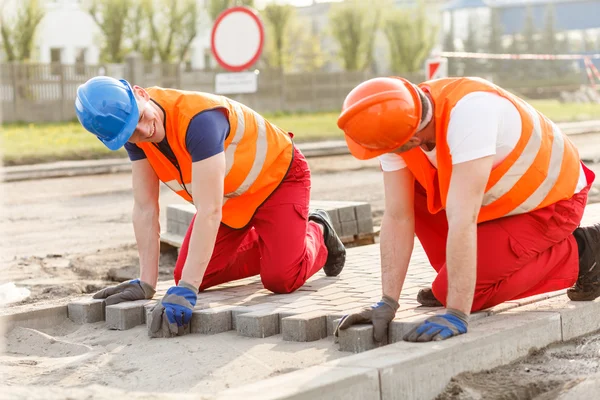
[
  {"x1": 334, "y1": 295, "x2": 399, "y2": 342},
  {"x1": 149, "y1": 281, "x2": 198, "y2": 338},
  {"x1": 92, "y1": 279, "x2": 155, "y2": 306},
  {"x1": 404, "y1": 309, "x2": 468, "y2": 342}
]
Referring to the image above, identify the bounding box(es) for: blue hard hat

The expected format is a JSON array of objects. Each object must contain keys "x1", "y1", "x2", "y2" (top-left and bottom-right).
[{"x1": 75, "y1": 76, "x2": 139, "y2": 151}]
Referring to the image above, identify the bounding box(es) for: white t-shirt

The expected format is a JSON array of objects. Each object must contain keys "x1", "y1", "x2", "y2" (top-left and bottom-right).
[{"x1": 378, "y1": 91, "x2": 587, "y2": 193}]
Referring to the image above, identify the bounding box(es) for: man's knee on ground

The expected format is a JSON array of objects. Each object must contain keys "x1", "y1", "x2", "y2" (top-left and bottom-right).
[{"x1": 261, "y1": 272, "x2": 301, "y2": 294}]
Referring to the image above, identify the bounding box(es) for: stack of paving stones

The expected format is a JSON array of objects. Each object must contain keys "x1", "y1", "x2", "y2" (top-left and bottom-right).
[
  {"x1": 67, "y1": 238, "x2": 566, "y2": 353},
  {"x1": 160, "y1": 201, "x2": 375, "y2": 249}
]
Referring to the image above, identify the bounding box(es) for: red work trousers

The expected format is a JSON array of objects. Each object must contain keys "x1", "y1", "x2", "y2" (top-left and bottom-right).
[
  {"x1": 417, "y1": 163, "x2": 595, "y2": 312},
  {"x1": 173, "y1": 146, "x2": 328, "y2": 294}
]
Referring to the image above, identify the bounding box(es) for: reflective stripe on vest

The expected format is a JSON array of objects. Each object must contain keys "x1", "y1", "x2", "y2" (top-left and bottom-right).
[
  {"x1": 481, "y1": 99, "x2": 567, "y2": 216},
  {"x1": 223, "y1": 102, "x2": 268, "y2": 201}
]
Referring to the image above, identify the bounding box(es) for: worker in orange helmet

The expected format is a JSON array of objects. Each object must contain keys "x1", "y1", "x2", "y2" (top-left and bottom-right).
[
  {"x1": 75, "y1": 76, "x2": 346, "y2": 338},
  {"x1": 334, "y1": 76, "x2": 599, "y2": 343}
]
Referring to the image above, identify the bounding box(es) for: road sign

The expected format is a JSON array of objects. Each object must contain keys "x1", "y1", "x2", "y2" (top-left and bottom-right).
[
  {"x1": 210, "y1": 6, "x2": 265, "y2": 72},
  {"x1": 425, "y1": 57, "x2": 448, "y2": 80},
  {"x1": 215, "y1": 71, "x2": 258, "y2": 95}
]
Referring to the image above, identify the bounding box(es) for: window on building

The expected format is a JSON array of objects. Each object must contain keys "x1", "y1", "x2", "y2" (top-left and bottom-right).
[
  {"x1": 75, "y1": 48, "x2": 86, "y2": 75},
  {"x1": 50, "y1": 48, "x2": 63, "y2": 76}
]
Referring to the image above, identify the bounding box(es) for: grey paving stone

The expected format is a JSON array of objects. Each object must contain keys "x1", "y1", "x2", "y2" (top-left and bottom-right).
[
  {"x1": 338, "y1": 324, "x2": 386, "y2": 353},
  {"x1": 191, "y1": 306, "x2": 233, "y2": 334},
  {"x1": 355, "y1": 203, "x2": 372, "y2": 221},
  {"x1": 338, "y1": 205, "x2": 357, "y2": 222},
  {"x1": 326, "y1": 314, "x2": 345, "y2": 337},
  {"x1": 106, "y1": 300, "x2": 152, "y2": 330},
  {"x1": 67, "y1": 299, "x2": 105, "y2": 324},
  {"x1": 236, "y1": 310, "x2": 280, "y2": 338},
  {"x1": 357, "y1": 218, "x2": 374, "y2": 234},
  {"x1": 389, "y1": 314, "x2": 428, "y2": 343},
  {"x1": 216, "y1": 365, "x2": 380, "y2": 400},
  {"x1": 282, "y1": 311, "x2": 327, "y2": 342},
  {"x1": 341, "y1": 220, "x2": 358, "y2": 237}
]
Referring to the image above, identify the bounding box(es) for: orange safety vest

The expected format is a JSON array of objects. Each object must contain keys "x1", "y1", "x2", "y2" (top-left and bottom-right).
[
  {"x1": 137, "y1": 87, "x2": 294, "y2": 229},
  {"x1": 401, "y1": 77, "x2": 582, "y2": 223}
]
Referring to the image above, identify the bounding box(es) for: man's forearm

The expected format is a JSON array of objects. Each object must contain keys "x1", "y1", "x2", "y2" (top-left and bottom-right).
[
  {"x1": 180, "y1": 210, "x2": 221, "y2": 288},
  {"x1": 380, "y1": 215, "x2": 414, "y2": 301},
  {"x1": 445, "y1": 221, "x2": 477, "y2": 315},
  {"x1": 132, "y1": 205, "x2": 161, "y2": 288}
]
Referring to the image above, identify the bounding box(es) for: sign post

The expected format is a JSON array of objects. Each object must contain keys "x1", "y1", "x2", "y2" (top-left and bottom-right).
[
  {"x1": 424, "y1": 57, "x2": 448, "y2": 81},
  {"x1": 210, "y1": 6, "x2": 265, "y2": 94}
]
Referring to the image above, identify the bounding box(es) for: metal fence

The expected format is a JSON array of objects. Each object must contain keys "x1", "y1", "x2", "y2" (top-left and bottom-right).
[{"x1": 0, "y1": 55, "x2": 424, "y2": 123}]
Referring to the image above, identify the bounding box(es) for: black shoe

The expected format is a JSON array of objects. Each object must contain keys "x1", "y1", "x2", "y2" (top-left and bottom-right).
[
  {"x1": 567, "y1": 224, "x2": 600, "y2": 301},
  {"x1": 309, "y1": 209, "x2": 346, "y2": 277},
  {"x1": 416, "y1": 287, "x2": 443, "y2": 307}
]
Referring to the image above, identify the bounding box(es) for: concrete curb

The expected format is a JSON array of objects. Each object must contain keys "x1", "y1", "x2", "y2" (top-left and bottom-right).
[
  {"x1": 3, "y1": 120, "x2": 600, "y2": 182},
  {"x1": 215, "y1": 299, "x2": 600, "y2": 400},
  {"x1": 3, "y1": 295, "x2": 600, "y2": 399}
]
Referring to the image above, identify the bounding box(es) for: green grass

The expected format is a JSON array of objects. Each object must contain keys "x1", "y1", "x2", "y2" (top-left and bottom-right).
[{"x1": 2, "y1": 100, "x2": 600, "y2": 166}]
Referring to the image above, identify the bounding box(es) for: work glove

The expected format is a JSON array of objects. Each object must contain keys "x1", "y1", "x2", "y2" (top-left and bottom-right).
[
  {"x1": 334, "y1": 295, "x2": 399, "y2": 342},
  {"x1": 149, "y1": 281, "x2": 198, "y2": 338},
  {"x1": 403, "y1": 308, "x2": 468, "y2": 342},
  {"x1": 92, "y1": 279, "x2": 156, "y2": 306}
]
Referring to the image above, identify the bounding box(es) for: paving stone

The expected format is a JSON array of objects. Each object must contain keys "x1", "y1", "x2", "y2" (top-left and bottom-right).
[
  {"x1": 67, "y1": 299, "x2": 105, "y2": 324},
  {"x1": 326, "y1": 314, "x2": 345, "y2": 337},
  {"x1": 389, "y1": 314, "x2": 430, "y2": 343},
  {"x1": 106, "y1": 300, "x2": 152, "y2": 330},
  {"x1": 338, "y1": 324, "x2": 386, "y2": 353},
  {"x1": 355, "y1": 203, "x2": 372, "y2": 221},
  {"x1": 327, "y1": 311, "x2": 562, "y2": 400},
  {"x1": 357, "y1": 218, "x2": 374, "y2": 234},
  {"x1": 282, "y1": 311, "x2": 327, "y2": 342},
  {"x1": 236, "y1": 310, "x2": 280, "y2": 338},
  {"x1": 341, "y1": 220, "x2": 358, "y2": 237},
  {"x1": 338, "y1": 205, "x2": 357, "y2": 222},
  {"x1": 191, "y1": 306, "x2": 233, "y2": 334},
  {"x1": 216, "y1": 365, "x2": 380, "y2": 400}
]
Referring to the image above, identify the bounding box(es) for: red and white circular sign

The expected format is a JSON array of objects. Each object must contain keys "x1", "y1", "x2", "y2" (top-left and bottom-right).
[{"x1": 210, "y1": 6, "x2": 265, "y2": 72}]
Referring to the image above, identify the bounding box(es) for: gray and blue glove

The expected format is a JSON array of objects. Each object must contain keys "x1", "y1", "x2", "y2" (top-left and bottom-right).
[
  {"x1": 334, "y1": 295, "x2": 399, "y2": 342},
  {"x1": 93, "y1": 279, "x2": 155, "y2": 306},
  {"x1": 403, "y1": 308, "x2": 468, "y2": 342},
  {"x1": 149, "y1": 281, "x2": 198, "y2": 338}
]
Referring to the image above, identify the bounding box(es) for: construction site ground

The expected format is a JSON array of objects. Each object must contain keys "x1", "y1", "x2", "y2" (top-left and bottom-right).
[{"x1": 3, "y1": 152, "x2": 600, "y2": 399}]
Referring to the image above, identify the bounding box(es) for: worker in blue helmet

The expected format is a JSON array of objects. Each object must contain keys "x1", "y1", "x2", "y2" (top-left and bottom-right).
[{"x1": 74, "y1": 76, "x2": 347, "y2": 338}]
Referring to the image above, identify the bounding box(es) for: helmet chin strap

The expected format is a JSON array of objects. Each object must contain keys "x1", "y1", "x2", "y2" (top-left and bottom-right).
[{"x1": 417, "y1": 95, "x2": 433, "y2": 132}]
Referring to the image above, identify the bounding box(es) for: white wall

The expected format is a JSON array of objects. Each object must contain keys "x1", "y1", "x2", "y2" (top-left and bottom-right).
[{"x1": 36, "y1": 0, "x2": 101, "y2": 64}]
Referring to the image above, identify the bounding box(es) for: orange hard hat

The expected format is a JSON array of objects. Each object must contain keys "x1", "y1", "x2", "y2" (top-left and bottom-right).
[{"x1": 337, "y1": 77, "x2": 422, "y2": 160}]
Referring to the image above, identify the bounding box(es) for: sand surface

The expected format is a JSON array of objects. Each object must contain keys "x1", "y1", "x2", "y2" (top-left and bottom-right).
[{"x1": 0, "y1": 318, "x2": 350, "y2": 397}]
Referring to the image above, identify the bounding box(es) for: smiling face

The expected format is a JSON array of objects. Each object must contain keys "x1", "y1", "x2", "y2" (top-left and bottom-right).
[{"x1": 127, "y1": 85, "x2": 166, "y2": 144}]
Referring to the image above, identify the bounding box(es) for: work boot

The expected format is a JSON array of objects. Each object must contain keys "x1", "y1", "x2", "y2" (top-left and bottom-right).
[
  {"x1": 416, "y1": 287, "x2": 443, "y2": 307},
  {"x1": 309, "y1": 209, "x2": 346, "y2": 277},
  {"x1": 567, "y1": 224, "x2": 600, "y2": 301}
]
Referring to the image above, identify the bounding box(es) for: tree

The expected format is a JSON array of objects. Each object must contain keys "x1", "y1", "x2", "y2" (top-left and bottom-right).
[
  {"x1": 262, "y1": 3, "x2": 294, "y2": 70},
  {"x1": 143, "y1": 0, "x2": 199, "y2": 63},
  {"x1": 521, "y1": 6, "x2": 537, "y2": 77},
  {"x1": 128, "y1": 0, "x2": 155, "y2": 61},
  {"x1": 0, "y1": 0, "x2": 45, "y2": 62},
  {"x1": 462, "y1": 14, "x2": 480, "y2": 76},
  {"x1": 384, "y1": 3, "x2": 437, "y2": 74},
  {"x1": 87, "y1": 0, "x2": 133, "y2": 63},
  {"x1": 487, "y1": 8, "x2": 504, "y2": 77},
  {"x1": 328, "y1": 0, "x2": 386, "y2": 72},
  {"x1": 209, "y1": 0, "x2": 254, "y2": 21},
  {"x1": 260, "y1": 5, "x2": 325, "y2": 73},
  {"x1": 540, "y1": 4, "x2": 560, "y2": 79},
  {"x1": 443, "y1": 12, "x2": 458, "y2": 76}
]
